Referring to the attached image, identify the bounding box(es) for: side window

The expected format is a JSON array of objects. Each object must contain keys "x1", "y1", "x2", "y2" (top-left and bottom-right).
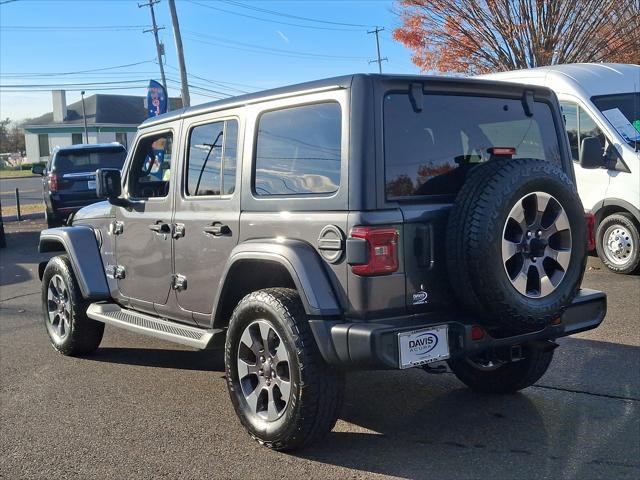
[
  {"x1": 579, "y1": 108, "x2": 606, "y2": 154},
  {"x1": 254, "y1": 102, "x2": 341, "y2": 196},
  {"x1": 560, "y1": 102, "x2": 579, "y2": 161},
  {"x1": 186, "y1": 119, "x2": 238, "y2": 197},
  {"x1": 128, "y1": 132, "x2": 173, "y2": 199}
]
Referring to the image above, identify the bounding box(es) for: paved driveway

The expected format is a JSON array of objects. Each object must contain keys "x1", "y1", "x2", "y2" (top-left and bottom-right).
[{"x1": 1, "y1": 218, "x2": 638, "y2": 479}]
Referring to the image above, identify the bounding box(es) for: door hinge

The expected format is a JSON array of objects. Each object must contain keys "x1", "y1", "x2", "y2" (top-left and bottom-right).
[
  {"x1": 106, "y1": 264, "x2": 126, "y2": 279},
  {"x1": 171, "y1": 274, "x2": 187, "y2": 291},
  {"x1": 172, "y1": 223, "x2": 185, "y2": 239},
  {"x1": 110, "y1": 221, "x2": 124, "y2": 235}
]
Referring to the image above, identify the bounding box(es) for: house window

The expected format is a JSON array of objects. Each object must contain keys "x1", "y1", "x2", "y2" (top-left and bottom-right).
[
  {"x1": 38, "y1": 134, "x2": 49, "y2": 157},
  {"x1": 115, "y1": 132, "x2": 128, "y2": 148},
  {"x1": 71, "y1": 133, "x2": 83, "y2": 145}
]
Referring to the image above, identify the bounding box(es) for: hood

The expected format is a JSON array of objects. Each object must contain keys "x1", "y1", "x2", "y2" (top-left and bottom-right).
[{"x1": 72, "y1": 201, "x2": 116, "y2": 223}]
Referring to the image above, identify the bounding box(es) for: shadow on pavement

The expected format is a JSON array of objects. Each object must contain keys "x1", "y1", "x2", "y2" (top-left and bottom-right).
[{"x1": 89, "y1": 347, "x2": 225, "y2": 372}]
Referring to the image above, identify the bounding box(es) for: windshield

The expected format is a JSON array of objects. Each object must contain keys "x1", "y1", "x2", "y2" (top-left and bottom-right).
[
  {"x1": 384, "y1": 93, "x2": 561, "y2": 199},
  {"x1": 53, "y1": 147, "x2": 127, "y2": 173},
  {"x1": 591, "y1": 92, "x2": 640, "y2": 148}
]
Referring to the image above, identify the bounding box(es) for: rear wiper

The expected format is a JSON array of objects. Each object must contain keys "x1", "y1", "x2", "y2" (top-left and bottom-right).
[{"x1": 522, "y1": 90, "x2": 534, "y2": 117}]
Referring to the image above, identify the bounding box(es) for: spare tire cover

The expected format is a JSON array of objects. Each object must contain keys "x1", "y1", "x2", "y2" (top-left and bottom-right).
[{"x1": 446, "y1": 158, "x2": 587, "y2": 333}]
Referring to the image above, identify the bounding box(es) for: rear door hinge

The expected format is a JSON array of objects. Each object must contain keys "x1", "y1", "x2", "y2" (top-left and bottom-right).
[
  {"x1": 110, "y1": 221, "x2": 124, "y2": 235},
  {"x1": 171, "y1": 274, "x2": 187, "y2": 291},
  {"x1": 106, "y1": 264, "x2": 126, "y2": 279}
]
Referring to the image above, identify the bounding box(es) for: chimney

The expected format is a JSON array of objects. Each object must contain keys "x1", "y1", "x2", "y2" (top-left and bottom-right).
[{"x1": 52, "y1": 90, "x2": 67, "y2": 123}]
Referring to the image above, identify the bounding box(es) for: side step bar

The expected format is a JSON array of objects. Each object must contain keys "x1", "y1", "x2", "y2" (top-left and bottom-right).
[{"x1": 86, "y1": 303, "x2": 221, "y2": 349}]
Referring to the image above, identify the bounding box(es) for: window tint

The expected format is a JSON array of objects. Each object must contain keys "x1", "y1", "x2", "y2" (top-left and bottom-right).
[
  {"x1": 54, "y1": 148, "x2": 126, "y2": 173},
  {"x1": 560, "y1": 101, "x2": 607, "y2": 162},
  {"x1": 129, "y1": 132, "x2": 173, "y2": 198},
  {"x1": 384, "y1": 93, "x2": 561, "y2": 199},
  {"x1": 579, "y1": 108, "x2": 606, "y2": 154},
  {"x1": 186, "y1": 119, "x2": 238, "y2": 197},
  {"x1": 255, "y1": 102, "x2": 341, "y2": 196}
]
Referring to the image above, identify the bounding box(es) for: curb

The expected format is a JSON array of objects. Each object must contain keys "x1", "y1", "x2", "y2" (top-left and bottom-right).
[{"x1": 0, "y1": 175, "x2": 39, "y2": 180}]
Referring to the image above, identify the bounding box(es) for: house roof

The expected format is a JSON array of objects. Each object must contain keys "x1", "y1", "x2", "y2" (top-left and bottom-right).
[{"x1": 26, "y1": 94, "x2": 182, "y2": 128}]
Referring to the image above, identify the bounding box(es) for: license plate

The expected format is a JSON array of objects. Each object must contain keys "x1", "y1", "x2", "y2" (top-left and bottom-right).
[
  {"x1": 398, "y1": 325, "x2": 449, "y2": 369},
  {"x1": 87, "y1": 180, "x2": 96, "y2": 190}
]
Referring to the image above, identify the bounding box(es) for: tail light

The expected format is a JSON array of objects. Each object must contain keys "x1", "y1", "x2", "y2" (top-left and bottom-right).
[
  {"x1": 585, "y1": 213, "x2": 596, "y2": 251},
  {"x1": 350, "y1": 227, "x2": 399, "y2": 276},
  {"x1": 48, "y1": 173, "x2": 59, "y2": 193}
]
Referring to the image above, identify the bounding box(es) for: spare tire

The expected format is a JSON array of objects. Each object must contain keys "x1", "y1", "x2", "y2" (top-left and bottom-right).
[{"x1": 446, "y1": 158, "x2": 587, "y2": 333}]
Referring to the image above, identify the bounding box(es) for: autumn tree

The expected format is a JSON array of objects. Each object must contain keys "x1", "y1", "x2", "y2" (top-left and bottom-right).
[{"x1": 393, "y1": 0, "x2": 640, "y2": 74}]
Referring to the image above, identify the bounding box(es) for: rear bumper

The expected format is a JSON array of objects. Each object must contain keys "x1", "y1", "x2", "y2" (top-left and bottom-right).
[{"x1": 309, "y1": 289, "x2": 607, "y2": 369}]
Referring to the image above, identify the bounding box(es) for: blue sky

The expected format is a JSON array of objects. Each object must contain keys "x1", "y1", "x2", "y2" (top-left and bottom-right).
[{"x1": 0, "y1": 0, "x2": 421, "y2": 120}]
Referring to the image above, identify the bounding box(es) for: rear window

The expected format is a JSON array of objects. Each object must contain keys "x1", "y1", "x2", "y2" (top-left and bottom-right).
[
  {"x1": 384, "y1": 93, "x2": 561, "y2": 199},
  {"x1": 53, "y1": 147, "x2": 126, "y2": 173}
]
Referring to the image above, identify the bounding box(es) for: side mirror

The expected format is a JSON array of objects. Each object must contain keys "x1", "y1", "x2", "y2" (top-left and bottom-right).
[
  {"x1": 96, "y1": 168, "x2": 128, "y2": 206},
  {"x1": 579, "y1": 137, "x2": 604, "y2": 169},
  {"x1": 32, "y1": 165, "x2": 45, "y2": 175}
]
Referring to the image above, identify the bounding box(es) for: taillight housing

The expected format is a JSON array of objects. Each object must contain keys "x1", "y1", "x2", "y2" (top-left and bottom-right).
[
  {"x1": 48, "y1": 173, "x2": 59, "y2": 193},
  {"x1": 350, "y1": 226, "x2": 399, "y2": 276},
  {"x1": 585, "y1": 212, "x2": 596, "y2": 251}
]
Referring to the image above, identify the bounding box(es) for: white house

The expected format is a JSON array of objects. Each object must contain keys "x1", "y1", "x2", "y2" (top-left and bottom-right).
[{"x1": 24, "y1": 90, "x2": 180, "y2": 163}]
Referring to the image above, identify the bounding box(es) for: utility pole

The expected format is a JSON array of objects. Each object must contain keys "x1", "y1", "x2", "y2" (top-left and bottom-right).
[
  {"x1": 80, "y1": 90, "x2": 89, "y2": 144},
  {"x1": 139, "y1": 0, "x2": 167, "y2": 93},
  {"x1": 168, "y1": 0, "x2": 190, "y2": 108},
  {"x1": 367, "y1": 26, "x2": 387, "y2": 74}
]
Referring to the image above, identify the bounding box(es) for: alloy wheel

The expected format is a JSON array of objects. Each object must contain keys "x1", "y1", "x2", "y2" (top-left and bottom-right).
[
  {"x1": 46, "y1": 274, "x2": 71, "y2": 342},
  {"x1": 502, "y1": 192, "x2": 572, "y2": 298},
  {"x1": 236, "y1": 320, "x2": 292, "y2": 422}
]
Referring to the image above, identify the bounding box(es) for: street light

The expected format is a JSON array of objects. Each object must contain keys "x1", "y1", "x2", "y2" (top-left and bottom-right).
[{"x1": 81, "y1": 90, "x2": 89, "y2": 144}]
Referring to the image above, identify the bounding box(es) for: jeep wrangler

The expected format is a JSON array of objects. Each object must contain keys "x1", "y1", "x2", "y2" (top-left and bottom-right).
[{"x1": 38, "y1": 74, "x2": 606, "y2": 451}]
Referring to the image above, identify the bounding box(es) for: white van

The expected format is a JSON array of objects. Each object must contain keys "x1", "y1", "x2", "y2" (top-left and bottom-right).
[{"x1": 480, "y1": 63, "x2": 640, "y2": 274}]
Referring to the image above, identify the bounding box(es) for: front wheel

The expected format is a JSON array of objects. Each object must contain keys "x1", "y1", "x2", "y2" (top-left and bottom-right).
[
  {"x1": 41, "y1": 255, "x2": 104, "y2": 356},
  {"x1": 596, "y1": 213, "x2": 640, "y2": 274},
  {"x1": 225, "y1": 288, "x2": 344, "y2": 451},
  {"x1": 447, "y1": 345, "x2": 554, "y2": 394}
]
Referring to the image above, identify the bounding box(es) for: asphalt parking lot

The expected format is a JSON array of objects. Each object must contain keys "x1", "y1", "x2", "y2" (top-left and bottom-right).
[{"x1": 1, "y1": 217, "x2": 638, "y2": 479}]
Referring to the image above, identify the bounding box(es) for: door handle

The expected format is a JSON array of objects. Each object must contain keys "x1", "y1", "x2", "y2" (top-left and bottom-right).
[
  {"x1": 149, "y1": 222, "x2": 171, "y2": 234},
  {"x1": 203, "y1": 223, "x2": 231, "y2": 236}
]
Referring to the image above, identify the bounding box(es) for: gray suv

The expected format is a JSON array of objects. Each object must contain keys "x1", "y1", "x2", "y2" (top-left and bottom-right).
[{"x1": 37, "y1": 75, "x2": 606, "y2": 450}]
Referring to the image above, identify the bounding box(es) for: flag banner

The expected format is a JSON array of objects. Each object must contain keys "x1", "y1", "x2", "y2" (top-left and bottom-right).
[{"x1": 147, "y1": 80, "x2": 167, "y2": 118}]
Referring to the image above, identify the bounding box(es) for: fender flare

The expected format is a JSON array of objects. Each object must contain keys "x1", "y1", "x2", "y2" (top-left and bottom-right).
[
  {"x1": 39, "y1": 227, "x2": 111, "y2": 301},
  {"x1": 212, "y1": 239, "x2": 342, "y2": 322},
  {"x1": 592, "y1": 198, "x2": 640, "y2": 225}
]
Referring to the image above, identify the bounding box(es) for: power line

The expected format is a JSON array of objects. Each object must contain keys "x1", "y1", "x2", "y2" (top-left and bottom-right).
[
  {"x1": 0, "y1": 60, "x2": 157, "y2": 77},
  {"x1": 186, "y1": 0, "x2": 364, "y2": 32},
  {"x1": 186, "y1": 30, "x2": 368, "y2": 60},
  {"x1": 184, "y1": 32, "x2": 368, "y2": 62},
  {"x1": 0, "y1": 79, "x2": 149, "y2": 88},
  {"x1": 0, "y1": 25, "x2": 153, "y2": 31},
  {"x1": 0, "y1": 86, "x2": 149, "y2": 92},
  {"x1": 219, "y1": 0, "x2": 376, "y2": 28}
]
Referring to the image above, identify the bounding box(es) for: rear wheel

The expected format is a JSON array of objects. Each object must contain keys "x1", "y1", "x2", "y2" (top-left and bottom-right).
[
  {"x1": 447, "y1": 346, "x2": 554, "y2": 394},
  {"x1": 225, "y1": 288, "x2": 343, "y2": 451},
  {"x1": 41, "y1": 255, "x2": 104, "y2": 355},
  {"x1": 596, "y1": 213, "x2": 640, "y2": 274}
]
